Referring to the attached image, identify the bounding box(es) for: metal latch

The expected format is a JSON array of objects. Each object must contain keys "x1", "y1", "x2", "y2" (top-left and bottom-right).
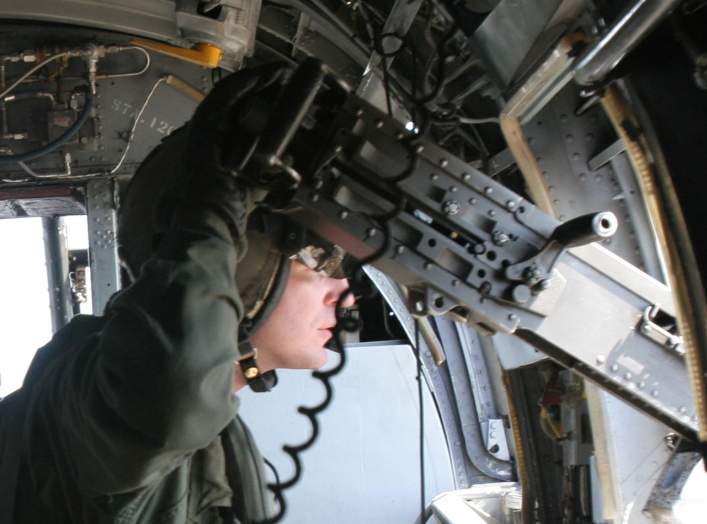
[{"x1": 639, "y1": 305, "x2": 684, "y2": 356}]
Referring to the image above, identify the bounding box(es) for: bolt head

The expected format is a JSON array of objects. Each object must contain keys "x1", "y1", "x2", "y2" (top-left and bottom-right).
[
  {"x1": 492, "y1": 231, "x2": 509, "y2": 246},
  {"x1": 511, "y1": 284, "x2": 531, "y2": 304},
  {"x1": 443, "y1": 200, "x2": 461, "y2": 216}
]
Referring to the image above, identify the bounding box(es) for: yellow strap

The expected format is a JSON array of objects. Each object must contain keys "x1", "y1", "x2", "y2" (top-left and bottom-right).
[{"x1": 131, "y1": 38, "x2": 222, "y2": 68}]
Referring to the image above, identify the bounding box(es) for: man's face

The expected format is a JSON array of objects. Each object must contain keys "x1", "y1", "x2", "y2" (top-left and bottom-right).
[{"x1": 250, "y1": 261, "x2": 355, "y2": 370}]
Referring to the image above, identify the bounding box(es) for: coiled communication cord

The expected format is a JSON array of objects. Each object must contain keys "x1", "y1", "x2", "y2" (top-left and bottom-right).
[{"x1": 261, "y1": 220, "x2": 394, "y2": 523}]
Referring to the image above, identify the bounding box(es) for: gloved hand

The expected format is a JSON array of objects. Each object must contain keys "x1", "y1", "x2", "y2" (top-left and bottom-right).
[
  {"x1": 169, "y1": 62, "x2": 290, "y2": 240},
  {"x1": 119, "y1": 63, "x2": 291, "y2": 275},
  {"x1": 184, "y1": 63, "x2": 289, "y2": 230}
]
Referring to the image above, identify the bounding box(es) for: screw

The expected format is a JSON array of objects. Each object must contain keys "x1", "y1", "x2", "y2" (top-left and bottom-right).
[
  {"x1": 375, "y1": 119, "x2": 384, "y2": 129},
  {"x1": 611, "y1": 364, "x2": 619, "y2": 372},
  {"x1": 596, "y1": 355, "x2": 605, "y2": 365},
  {"x1": 443, "y1": 200, "x2": 461, "y2": 216},
  {"x1": 508, "y1": 314, "x2": 518, "y2": 321},
  {"x1": 484, "y1": 187, "x2": 493, "y2": 195},
  {"x1": 396, "y1": 245, "x2": 405, "y2": 255},
  {"x1": 492, "y1": 231, "x2": 509, "y2": 246},
  {"x1": 506, "y1": 200, "x2": 516, "y2": 210},
  {"x1": 523, "y1": 266, "x2": 542, "y2": 284},
  {"x1": 473, "y1": 243, "x2": 486, "y2": 255},
  {"x1": 366, "y1": 228, "x2": 377, "y2": 238},
  {"x1": 440, "y1": 159, "x2": 448, "y2": 167},
  {"x1": 339, "y1": 210, "x2": 348, "y2": 219},
  {"x1": 462, "y1": 173, "x2": 471, "y2": 182},
  {"x1": 664, "y1": 433, "x2": 679, "y2": 450}
]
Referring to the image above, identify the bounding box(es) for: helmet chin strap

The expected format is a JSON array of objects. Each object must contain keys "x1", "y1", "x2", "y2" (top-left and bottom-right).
[{"x1": 238, "y1": 329, "x2": 279, "y2": 392}]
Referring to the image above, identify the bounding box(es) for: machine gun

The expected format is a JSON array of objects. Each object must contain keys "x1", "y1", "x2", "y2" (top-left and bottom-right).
[{"x1": 243, "y1": 57, "x2": 698, "y2": 445}]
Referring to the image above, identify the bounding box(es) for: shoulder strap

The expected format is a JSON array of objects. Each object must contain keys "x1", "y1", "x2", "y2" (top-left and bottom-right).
[{"x1": 220, "y1": 417, "x2": 275, "y2": 523}]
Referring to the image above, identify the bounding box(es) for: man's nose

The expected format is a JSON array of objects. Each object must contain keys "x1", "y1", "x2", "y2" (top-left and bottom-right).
[{"x1": 326, "y1": 278, "x2": 356, "y2": 308}]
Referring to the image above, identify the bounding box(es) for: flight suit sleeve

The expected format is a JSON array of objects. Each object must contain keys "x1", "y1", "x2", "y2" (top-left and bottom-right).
[{"x1": 36, "y1": 208, "x2": 250, "y2": 496}]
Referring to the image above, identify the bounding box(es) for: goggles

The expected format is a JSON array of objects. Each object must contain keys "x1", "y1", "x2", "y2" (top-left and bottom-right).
[{"x1": 291, "y1": 244, "x2": 352, "y2": 279}]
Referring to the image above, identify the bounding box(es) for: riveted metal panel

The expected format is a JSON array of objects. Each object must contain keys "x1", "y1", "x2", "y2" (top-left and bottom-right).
[{"x1": 86, "y1": 178, "x2": 120, "y2": 314}]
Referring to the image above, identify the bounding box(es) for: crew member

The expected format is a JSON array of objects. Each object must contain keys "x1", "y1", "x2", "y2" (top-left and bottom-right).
[{"x1": 0, "y1": 63, "x2": 355, "y2": 523}]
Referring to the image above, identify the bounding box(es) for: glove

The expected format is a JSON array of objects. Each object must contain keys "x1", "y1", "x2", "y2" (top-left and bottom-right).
[{"x1": 171, "y1": 62, "x2": 290, "y2": 240}]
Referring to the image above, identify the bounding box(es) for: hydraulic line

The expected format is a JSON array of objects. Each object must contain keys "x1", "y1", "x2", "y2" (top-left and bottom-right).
[
  {"x1": 0, "y1": 52, "x2": 69, "y2": 100},
  {"x1": 96, "y1": 46, "x2": 151, "y2": 80}
]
